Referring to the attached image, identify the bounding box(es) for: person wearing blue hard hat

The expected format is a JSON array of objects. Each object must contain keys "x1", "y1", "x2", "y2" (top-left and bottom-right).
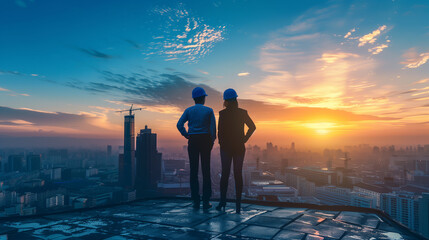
[
  {"x1": 216, "y1": 88, "x2": 256, "y2": 214},
  {"x1": 223, "y1": 88, "x2": 238, "y2": 100},
  {"x1": 177, "y1": 86, "x2": 216, "y2": 210},
  {"x1": 192, "y1": 86, "x2": 208, "y2": 99}
]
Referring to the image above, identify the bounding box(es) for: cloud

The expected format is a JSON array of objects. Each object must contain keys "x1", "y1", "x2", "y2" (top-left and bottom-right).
[
  {"x1": 197, "y1": 69, "x2": 209, "y2": 75},
  {"x1": 401, "y1": 48, "x2": 429, "y2": 68},
  {"x1": 76, "y1": 48, "x2": 113, "y2": 59},
  {"x1": 0, "y1": 70, "x2": 22, "y2": 76},
  {"x1": 317, "y1": 53, "x2": 359, "y2": 63},
  {"x1": 250, "y1": 28, "x2": 376, "y2": 111},
  {"x1": 246, "y1": 8, "x2": 410, "y2": 121},
  {"x1": 0, "y1": 87, "x2": 10, "y2": 92},
  {"x1": 124, "y1": 39, "x2": 142, "y2": 49},
  {"x1": 413, "y1": 78, "x2": 429, "y2": 84},
  {"x1": 358, "y1": 25, "x2": 387, "y2": 47},
  {"x1": 0, "y1": 106, "x2": 114, "y2": 133},
  {"x1": 285, "y1": 5, "x2": 337, "y2": 33},
  {"x1": 237, "y1": 72, "x2": 250, "y2": 77},
  {"x1": 368, "y1": 44, "x2": 388, "y2": 55},
  {"x1": 0, "y1": 120, "x2": 33, "y2": 126},
  {"x1": 0, "y1": 85, "x2": 31, "y2": 97},
  {"x1": 66, "y1": 69, "x2": 391, "y2": 123},
  {"x1": 344, "y1": 28, "x2": 355, "y2": 38},
  {"x1": 146, "y1": 4, "x2": 225, "y2": 63}
]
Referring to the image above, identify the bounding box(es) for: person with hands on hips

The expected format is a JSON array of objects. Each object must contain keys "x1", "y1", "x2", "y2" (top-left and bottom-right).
[
  {"x1": 216, "y1": 88, "x2": 256, "y2": 214},
  {"x1": 177, "y1": 87, "x2": 216, "y2": 210}
]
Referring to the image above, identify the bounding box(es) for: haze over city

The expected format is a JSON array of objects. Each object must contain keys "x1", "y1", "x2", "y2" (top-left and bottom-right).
[
  {"x1": 1, "y1": 0, "x2": 428, "y2": 149},
  {"x1": 1, "y1": 1, "x2": 429, "y2": 239}
]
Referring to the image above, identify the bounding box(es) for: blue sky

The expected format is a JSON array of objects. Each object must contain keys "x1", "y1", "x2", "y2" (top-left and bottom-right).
[{"x1": 0, "y1": 0, "x2": 428, "y2": 147}]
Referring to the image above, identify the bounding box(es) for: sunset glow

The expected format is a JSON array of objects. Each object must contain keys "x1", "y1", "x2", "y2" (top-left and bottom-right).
[{"x1": 0, "y1": 0, "x2": 428, "y2": 147}]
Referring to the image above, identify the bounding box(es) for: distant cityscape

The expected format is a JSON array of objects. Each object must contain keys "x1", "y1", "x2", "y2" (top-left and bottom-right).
[{"x1": 0, "y1": 111, "x2": 428, "y2": 238}]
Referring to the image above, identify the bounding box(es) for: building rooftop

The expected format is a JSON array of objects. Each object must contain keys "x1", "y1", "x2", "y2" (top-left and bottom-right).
[
  {"x1": 354, "y1": 182, "x2": 391, "y2": 193},
  {"x1": 0, "y1": 197, "x2": 424, "y2": 240}
]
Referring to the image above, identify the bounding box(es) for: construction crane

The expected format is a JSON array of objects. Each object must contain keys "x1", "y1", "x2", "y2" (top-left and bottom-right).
[
  {"x1": 339, "y1": 152, "x2": 351, "y2": 169},
  {"x1": 116, "y1": 104, "x2": 143, "y2": 115}
]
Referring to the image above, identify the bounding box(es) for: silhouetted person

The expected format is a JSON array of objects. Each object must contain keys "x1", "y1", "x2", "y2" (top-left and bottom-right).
[
  {"x1": 177, "y1": 87, "x2": 216, "y2": 210},
  {"x1": 216, "y1": 88, "x2": 256, "y2": 213}
]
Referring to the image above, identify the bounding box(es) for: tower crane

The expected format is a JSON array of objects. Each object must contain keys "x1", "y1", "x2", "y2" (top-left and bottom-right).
[
  {"x1": 339, "y1": 152, "x2": 351, "y2": 169},
  {"x1": 116, "y1": 104, "x2": 143, "y2": 115}
]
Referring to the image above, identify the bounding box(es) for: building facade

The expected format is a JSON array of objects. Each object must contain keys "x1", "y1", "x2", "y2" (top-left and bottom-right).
[
  {"x1": 381, "y1": 191, "x2": 420, "y2": 232},
  {"x1": 119, "y1": 114, "x2": 136, "y2": 189},
  {"x1": 136, "y1": 126, "x2": 162, "y2": 197}
]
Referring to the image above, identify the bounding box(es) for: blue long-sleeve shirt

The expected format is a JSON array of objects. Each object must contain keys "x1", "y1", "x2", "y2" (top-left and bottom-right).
[{"x1": 177, "y1": 104, "x2": 216, "y2": 141}]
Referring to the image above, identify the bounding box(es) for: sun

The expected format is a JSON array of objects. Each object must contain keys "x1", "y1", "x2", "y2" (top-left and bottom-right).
[
  {"x1": 315, "y1": 129, "x2": 330, "y2": 135},
  {"x1": 303, "y1": 122, "x2": 336, "y2": 135}
]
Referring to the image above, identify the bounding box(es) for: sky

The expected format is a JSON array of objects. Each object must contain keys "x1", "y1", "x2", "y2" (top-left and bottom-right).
[{"x1": 0, "y1": 0, "x2": 428, "y2": 148}]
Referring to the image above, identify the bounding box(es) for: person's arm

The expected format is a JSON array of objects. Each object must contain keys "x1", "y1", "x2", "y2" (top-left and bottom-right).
[
  {"x1": 209, "y1": 109, "x2": 216, "y2": 142},
  {"x1": 177, "y1": 109, "x2": 189, "y2": 139},
  {"x1": 244, "y1": 110, "x2": 256, "y2": 143}
]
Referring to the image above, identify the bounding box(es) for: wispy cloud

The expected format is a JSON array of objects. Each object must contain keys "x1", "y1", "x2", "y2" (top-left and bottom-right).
[
  {"x1": 401, "y1": 48, "x2": 429, "y2": 69},
  {"x1": 197, "y1": 69, "x2": 209, "y2": 75},
  {"x1": 76, "y1": 48, "x2": 113, "y2": 59},
  {"x1": 358, "y1": 25, "x2": 387, "y2": 47},
  {"x1": 237, "y1": 72, "x2": 250, "y2": 77},
  {"x1": 0, "y1": 87, "x2": 10, "y2": 92},
  {"x1": 368, "y1": 44, "x2": 388, "y2": 55},
  {"x1": 0, "y1": 85, "x2": 31, "y2": 97},
  {"x1": 413, "y1": 78, "x2": 429, "y2": 84},
  {"x1": 0, "y1": 106, "x2": 114, "y2": 134},
  {"x1": 124, "y1": 39, "x2": 142, "y2": 49},
  {"x1": 247, "y1": 7, "x2": 411, "y2": 122},
  {"x1": 317, "y1": 53, "x2": 359, "y2": 63},
  {"x1": 344, "y1": 28, "x2": 355, "y2": 38},
  {"x1": 285, "y1": 5, "x2": 337, "y2": 33},
  {"x1": 146, "y1": 4, "x2": 225, "y2": 63},
  {"x1": 250, "y1": 28, "x2": 377, "y2": 111}
]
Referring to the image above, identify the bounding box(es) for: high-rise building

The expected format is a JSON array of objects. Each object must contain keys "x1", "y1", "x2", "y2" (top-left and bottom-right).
[
  {"x1": 353, "y1": 182, "x2": 391, "y2": 208},
  {"x1": 315, "y1": 186, "x2": 351, "y2": 206},
  {"x1": 26, "y1": 154, "x2": 41, "y2": 172},
  {"x1": 107, "y1": 145, "x2": 112, "y2": 157},
  {"x1": 381, "y1": 191, "x2": 420, "y2": 232},
  {"x1": 350, "y1": 192, "x2": 377, "y2": 208},
  {"x1": 281, "y1": 158, "x2": 288, "y2": 175},
  {"x1": 419, "y1": 193, "x2": 429, "y2": 238},
  {"x1": 46, "y1": 194, "x2": 65, "y2": 208},
  {"x1": 119, "y1": 114, "x2": 136, "y2": 189},
  {"x1": 136, "y1": 125, "x2": 162, "y2": 197},
  {"x1": 48, "y1": 149, "x2": 68, "y2": 167},
  {"x1": 8, "y1": 155, "x2": 24, "y2": 172}
]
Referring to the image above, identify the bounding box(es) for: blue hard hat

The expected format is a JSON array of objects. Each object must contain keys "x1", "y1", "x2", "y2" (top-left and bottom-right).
[
  {"x1": 223, "y1": 88, "x2": 238, "y2": 100},
  {"x1": 192, "y1": 87, "x2": 208, "y2": 99}
]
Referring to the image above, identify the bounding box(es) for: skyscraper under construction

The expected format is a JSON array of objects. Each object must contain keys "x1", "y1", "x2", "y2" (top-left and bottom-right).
[{"x1": 118, "y1": 105, "x2": 142, "y2": 189}]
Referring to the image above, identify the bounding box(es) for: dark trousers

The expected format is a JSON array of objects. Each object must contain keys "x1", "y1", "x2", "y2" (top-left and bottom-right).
[
  {"x1": 219, "y1": 145, "x2": 245, "y2": 203},
  {"x1": 188, "y1": 134, "x2": 213, "y2": 203}
]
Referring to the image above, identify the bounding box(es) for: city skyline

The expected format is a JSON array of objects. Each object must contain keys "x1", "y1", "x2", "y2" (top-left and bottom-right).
[{"x1": 1, "y1": 0, "x2": 429, "y2": 148}]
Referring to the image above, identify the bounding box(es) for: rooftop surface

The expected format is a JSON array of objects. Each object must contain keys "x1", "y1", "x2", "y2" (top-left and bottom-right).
[{"x1": 0, "y1": 198, "x2": 424, "y2": 240}]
